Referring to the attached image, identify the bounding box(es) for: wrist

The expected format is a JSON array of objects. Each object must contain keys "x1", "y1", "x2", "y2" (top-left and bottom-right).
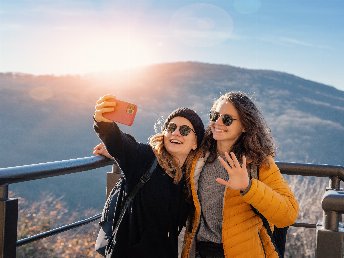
[{"x1": 240, "y1": 179, "x2": 252, "y2": 195}]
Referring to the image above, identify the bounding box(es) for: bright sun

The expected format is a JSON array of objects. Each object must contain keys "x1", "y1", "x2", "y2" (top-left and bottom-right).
[
  {"x1": 46, "y1": 30, "x2": 160, "y2": 75},
  {"x1": 75, "y1": 37, "x2": 157, "y2": 72}
]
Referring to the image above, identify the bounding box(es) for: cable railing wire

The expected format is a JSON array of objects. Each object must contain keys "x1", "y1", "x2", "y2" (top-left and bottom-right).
[{"x1": 16, "y1": 213, "x2": 101, "y2": 247}]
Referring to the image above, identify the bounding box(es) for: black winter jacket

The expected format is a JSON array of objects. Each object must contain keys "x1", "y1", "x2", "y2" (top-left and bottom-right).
[{"x1": 94, "y1": 121, "x2": 191, "y2": 258}]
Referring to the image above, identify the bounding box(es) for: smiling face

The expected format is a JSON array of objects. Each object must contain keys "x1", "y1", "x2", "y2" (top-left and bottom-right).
[
  {"x1": 211, "y1": 100, "x2": 245, "y2": 147},
  {"x1": 163, "y1": 116, "x2": 198, "y2": 161}
]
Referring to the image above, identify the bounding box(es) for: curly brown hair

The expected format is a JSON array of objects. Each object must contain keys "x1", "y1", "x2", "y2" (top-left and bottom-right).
[
  {"x1": 149, "y1": 132, "x2": 197, "y2": 184},
  {"x1": 200, "y1": 91, "x2": 275, "y2": 167}
]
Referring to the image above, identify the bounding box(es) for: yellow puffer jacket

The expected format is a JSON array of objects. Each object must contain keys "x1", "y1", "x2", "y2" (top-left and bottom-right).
[{"x1": 181, "y1": 154, "x2": 299, "y2": 258}]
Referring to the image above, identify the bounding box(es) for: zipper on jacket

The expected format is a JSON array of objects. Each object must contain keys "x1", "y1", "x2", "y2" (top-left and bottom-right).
[
  {"x1": 221, "y1": 186, "x2": 228, "y2": 244},
  {"x1": 192, "y1": 160, "x2": 206, "y2": 240}
]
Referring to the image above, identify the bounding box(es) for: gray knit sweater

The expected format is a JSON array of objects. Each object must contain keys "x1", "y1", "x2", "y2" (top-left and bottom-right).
[{"x1": 196, "y1": 158, "x2": 229, "y2": 243}]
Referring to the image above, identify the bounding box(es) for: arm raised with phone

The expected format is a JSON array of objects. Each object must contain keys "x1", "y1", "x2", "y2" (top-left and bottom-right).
[
  {"x1": 93, "y1": 94, "x2": 142, "y2": 177},
  {"x1": 92, "y1": 94, "x2": 205, "y2": 258}
]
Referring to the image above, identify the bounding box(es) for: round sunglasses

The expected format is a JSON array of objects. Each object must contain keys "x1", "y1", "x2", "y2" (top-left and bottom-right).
[
  {"x1": 166, "y1": 122, "x2": 195, "y2": 136},
  {"x1": 209, "y1": 111, "x2": 237, "y2": 126}
]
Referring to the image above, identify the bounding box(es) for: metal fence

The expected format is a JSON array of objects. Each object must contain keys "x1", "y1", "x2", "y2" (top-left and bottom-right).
[{"x1": 0, "y1": 156, "x2": 343, "y2": 258}]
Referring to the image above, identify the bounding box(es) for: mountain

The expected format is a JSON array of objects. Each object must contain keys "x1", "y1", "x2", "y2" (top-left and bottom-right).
[{"x1": 0, "y1": 62, "x2": 343, "y2": 211}]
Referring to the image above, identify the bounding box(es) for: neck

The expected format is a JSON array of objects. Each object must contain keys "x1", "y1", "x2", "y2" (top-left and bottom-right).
[
  {"x1": 216, "y1": 140, "x2": 234, "y2": 156},
  {"x1": 173, "y1": 154, "x2": 187, "y2": 168}
]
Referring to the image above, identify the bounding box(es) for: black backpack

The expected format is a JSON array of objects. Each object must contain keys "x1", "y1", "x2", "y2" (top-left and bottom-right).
[
  {"x1": 249, "y1": 164, "x2": 289, "y2": 258},
  {"x1": 95, "y1": 159, "x2": 157, "y2": 257}
]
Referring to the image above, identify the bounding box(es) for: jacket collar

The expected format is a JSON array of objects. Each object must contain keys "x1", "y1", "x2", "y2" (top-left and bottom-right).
[{"x1": 192, "y1": 152, "x2": 210, "y2": 192}]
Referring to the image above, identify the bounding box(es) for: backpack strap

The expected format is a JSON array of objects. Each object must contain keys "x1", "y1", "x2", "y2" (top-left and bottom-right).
[
  {"x1": 249, "y1": 164, "x2": 282, "y2": 258},
  {"x1": 106, "y1": 158, "x2": 158, "y2": 255}
]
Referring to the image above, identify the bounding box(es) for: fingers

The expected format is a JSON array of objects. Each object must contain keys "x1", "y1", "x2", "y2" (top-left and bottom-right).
[
  {"x1": 218, "y1": 156, "x2": 232, "y2": 174},
  {"x1": 231, "y1": 152, "x2": 241, "y2": 167},
  {"x1": 93, "y1": 143, "x2": 103, "y2": 150},
  {"x1": 216, "y1": 177, "x2": 229, "y2": 187},
  {"x1": 93, "y1": 143, "x2": 112, "y2": 159},
  {"x1": 242, "y1": 155, "x2": 247, "y2": 168},
  {"x1": 224, "y1": 152, "x2": 235, "y2": 168},
  {"x1": 95, "y1": 107, "x2": 115, "y2": 113},
  {"x1": 95, "y1": 95, "x2": 117, "y2": 113},
  {"x1": 94, "y1": 110, "x2": 113, "y2": 122},
  {"x1": 93, "y1": 143, "x2": 104, "y2": 155},
  {"x1": 224, "y1": 152, "x2": 244, "y2": 168},
  {"x1": 95, "y1": 101, "x2": 117, "y2": 110},
  {"x1": 94, "y1": 94, "x2": 117, "y2": 123},
  {"x1": 94, "y1": 102, "x2": 116, "y2": 116},
  {"x1": 93, "y1": 148, "x2": 101, "y2": 155},
  {"x1": 96, "y1": 94, "x2": 116, "y2": 104},
  {"x1": 217, "y1": 152, "x2": 249, "y2": 190}
]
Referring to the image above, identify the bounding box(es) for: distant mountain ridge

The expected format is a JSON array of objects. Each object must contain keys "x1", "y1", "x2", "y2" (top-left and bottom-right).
[{"x1": 1, "y1": 62, "x2": 343, "y2": 210}]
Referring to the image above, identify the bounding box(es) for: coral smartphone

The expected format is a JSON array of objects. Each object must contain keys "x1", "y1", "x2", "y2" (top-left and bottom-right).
[{"x1": 102, "y1": 99, "x2": 138, "y2": 126}]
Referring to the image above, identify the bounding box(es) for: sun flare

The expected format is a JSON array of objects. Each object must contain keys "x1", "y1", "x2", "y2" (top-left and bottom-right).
[
  {"x1": 36, "y1": 28, "x2": 161, "y2": 75},
  {"x1": 72, "y1": 36, "x2": 158, "y2": 73},
  {"x1": 96, "y1": 39, "x2": 155, "y2": 70}
]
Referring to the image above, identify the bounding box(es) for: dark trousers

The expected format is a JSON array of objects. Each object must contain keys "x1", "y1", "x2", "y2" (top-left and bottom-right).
[{"x1": 196, "y1": 241, "x2": 225, "y2": 258}]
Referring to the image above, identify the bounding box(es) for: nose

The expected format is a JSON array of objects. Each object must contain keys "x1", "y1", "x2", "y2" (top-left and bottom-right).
[
  {"x1": 171, "y1": 127, "x2": 181, "y2": 136},
  {"x1": 214, "y1": 115, "x2": 223, "y2": 125}
]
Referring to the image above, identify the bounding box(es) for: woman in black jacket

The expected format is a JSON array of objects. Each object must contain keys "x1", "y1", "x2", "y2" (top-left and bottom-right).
[{"x1": 93, "y1": 94, "x2": 205, "y2": 258}]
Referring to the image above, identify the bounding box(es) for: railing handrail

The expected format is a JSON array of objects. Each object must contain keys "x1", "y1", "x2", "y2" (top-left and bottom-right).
[
  {"x1": 277, "y1": 161, "x2": 344, "y2": 180},
  {"x1": 0, "y1": 158, "x2": 343, "y2": 186},
  {"x1": 0, "y1": 156, "x2": 114, "y2": 185}
]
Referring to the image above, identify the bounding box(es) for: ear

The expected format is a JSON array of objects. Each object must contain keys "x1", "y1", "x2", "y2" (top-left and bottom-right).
[{"x1": 192, "y1": 138, "x2": 197, "y2": 150}]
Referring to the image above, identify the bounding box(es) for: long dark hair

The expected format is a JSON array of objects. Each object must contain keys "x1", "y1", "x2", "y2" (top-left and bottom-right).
[
  {"x1": 149, "y1": 132, "x2": 197, "y2": 201},
  {"x1": 200, "y1": 91, "x2": 275, "y2": 166}
]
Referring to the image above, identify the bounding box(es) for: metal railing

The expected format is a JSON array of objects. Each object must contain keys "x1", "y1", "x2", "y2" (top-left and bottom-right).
[
  {"x1": 0, "y1": 157, "x2": 343, "y2": 258},
  {"x1": 0, "y1": 156, "x2": 113, "y2": 258}
]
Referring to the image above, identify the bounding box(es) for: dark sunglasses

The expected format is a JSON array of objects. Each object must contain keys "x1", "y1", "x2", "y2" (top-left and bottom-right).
[
  {"x1": 209, "y1": 111, "x2": 237, "y2": 126},
  {"x1": 166, "y1": 122, "x2": 195, "y2": 136}
]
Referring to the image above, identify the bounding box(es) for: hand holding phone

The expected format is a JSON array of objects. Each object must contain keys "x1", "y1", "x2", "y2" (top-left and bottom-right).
[
  {"x1": 102, "y1": 98, "x2": 137, "y2": 126},
  {"x1": 95, "y1": 95, "x2": 138, "y2": 126}
]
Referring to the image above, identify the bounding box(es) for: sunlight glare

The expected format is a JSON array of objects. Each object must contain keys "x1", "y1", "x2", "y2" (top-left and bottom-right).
[{"x1": 76, "y1": 36, "x2": 157, "y2": 73}]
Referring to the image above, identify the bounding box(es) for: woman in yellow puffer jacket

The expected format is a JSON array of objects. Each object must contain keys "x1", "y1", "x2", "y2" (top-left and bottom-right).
[{"x1": 181, "y1": 92, "x2": 299, "y2": 258}]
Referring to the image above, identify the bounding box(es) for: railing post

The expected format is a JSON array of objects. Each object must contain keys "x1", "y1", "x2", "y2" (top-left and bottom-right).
[
  {"x1": 106, "y1": 163, "x2": 122, "y2": 198},
  {"x1": 328, "y1": 176, "x2": 341, "y2": 190},
  {"x1": 316, "y1": 190, "x2": 344, "y2": 258},
  {"x1": 0, "y1": 185, "x2": 18, "y2": 258}
]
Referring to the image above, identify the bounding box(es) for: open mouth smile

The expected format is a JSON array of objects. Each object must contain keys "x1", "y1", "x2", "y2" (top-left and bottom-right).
[
  {"x1": 213, "y1": 126, "x2": 228, "y2": 133},
  {"x1": 170, "y1": 139, "x2": 182, "y2": 144}
]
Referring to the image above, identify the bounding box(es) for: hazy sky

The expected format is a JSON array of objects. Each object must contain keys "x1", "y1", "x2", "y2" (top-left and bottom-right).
[{"x1": 1, "y1": 0, "x2": 343, "y2": 91}]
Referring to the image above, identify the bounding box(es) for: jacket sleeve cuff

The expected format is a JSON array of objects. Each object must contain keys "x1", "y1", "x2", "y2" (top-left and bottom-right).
[{"x1": 240, "y1": 179, "x2": 252, "y2": 195}]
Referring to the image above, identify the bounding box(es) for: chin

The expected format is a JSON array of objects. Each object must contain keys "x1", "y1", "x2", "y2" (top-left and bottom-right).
[
  {"x1": 165, "y1": 144, "x2": 180, "y2": 153},
  {"x1": 212, "y1": 136, "x2": 222, "y2": 141},
  {"x1": 212, "y1": 132, "x2": 223, "y2": 140}
]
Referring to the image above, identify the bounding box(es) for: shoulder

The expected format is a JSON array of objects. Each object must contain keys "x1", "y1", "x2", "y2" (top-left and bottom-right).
[
  {"x1": 259, "y1": 156, "x2": 277, "y2": 171},
  {"x1": 257, "y1": 156, "x2": 280, "y2": 180}
]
